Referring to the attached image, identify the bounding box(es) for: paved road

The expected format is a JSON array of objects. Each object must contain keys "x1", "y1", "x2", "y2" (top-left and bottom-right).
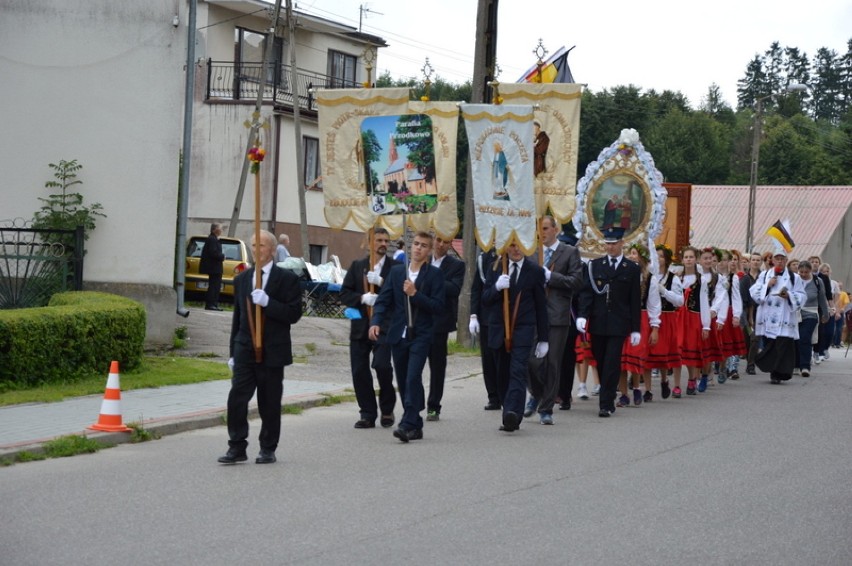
[{"x1": 2, "y1": 348, "x2": 851, "y2": 565}]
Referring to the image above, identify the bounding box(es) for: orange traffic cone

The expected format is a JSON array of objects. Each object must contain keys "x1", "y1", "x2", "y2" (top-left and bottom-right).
[{"x1": 88, "y1": 361, "x2": 132, "y2": 433}]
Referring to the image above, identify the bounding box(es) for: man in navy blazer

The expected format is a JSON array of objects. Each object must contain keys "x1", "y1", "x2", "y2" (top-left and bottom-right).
[
  {"x1": 218, "y1": 230, "x2": 303, "y2": 464},
  {"x1": 576, "y1": 228, "x2": 641, "y2": 417},
  {"x1": 370, "y1": 231, "x2": 445, "y2": 442},
  {"x1": 426, "y1": 235, "x2": 465, "y2": 421},
  {"x1": 482, "y1": 240, "x2": 549, "y2": 432}
]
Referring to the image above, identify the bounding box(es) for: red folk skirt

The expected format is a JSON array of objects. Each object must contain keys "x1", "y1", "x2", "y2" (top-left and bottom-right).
[
  {"x1": 720, "y1": 306, "x2": 747, "y2": 357},
  {"x1": 646, "y1": 310, "x2": 681, "y2": 369},
  {"x1": 621, "y1": 310, "x2": 650, "y2": 373}
]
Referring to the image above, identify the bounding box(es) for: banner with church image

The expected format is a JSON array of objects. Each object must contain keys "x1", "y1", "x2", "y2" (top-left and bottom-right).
[
  {"x1": 462, "y1": 103, "x2": 537, "y2": 255},
  {"x1": 498, "y1": 83, "x2": 582, "y2": 224},
  {"x1": 316, "y1": 88, "x2": 411, "y2": 237}
]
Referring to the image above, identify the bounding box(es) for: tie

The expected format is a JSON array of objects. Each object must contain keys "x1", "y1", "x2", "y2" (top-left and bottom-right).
[
  {"x1": 544, "y1": 247, "x2": 553, "y2": 267},
  {"x1": 511, "y1": 262, "x2": 519, "y2": 287},
  {"x1": 610, "y1": 257, "x2": 617, "y2": 270}
]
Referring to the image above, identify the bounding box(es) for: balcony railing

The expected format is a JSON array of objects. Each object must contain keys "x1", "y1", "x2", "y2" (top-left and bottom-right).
[{"x1": 205, "y1": 60, "x2": 361, "y2": 111}]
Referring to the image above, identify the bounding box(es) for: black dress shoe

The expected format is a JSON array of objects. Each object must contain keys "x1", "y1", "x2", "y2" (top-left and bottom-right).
[
  {"x1": 217, "y1": 449, "x2": 248, "y2": 464},
  {"x1": 502, "y1": 411, "x2": 520, "y2": 432},
  {"x1": 380, "y1": 415, "x2": 395, "y2": 428},
  {"x1": 483, "y1": 401, "x2": 501, "y2": 410},
  {"x1": 598, "y1": 409, "x2": 613, "y2": 418},
  {"x1": 393, "y1": 427, "x2": 423, "y2": 442},
  {"x1": 205, "y1": 306, "x2": 223, "y2": 311},
  {"x1": 354, "y1": 419, "x2": 376, "y2": 429},
  {"x1": 559, "y1": 401, "x2": 571, "y2": 411},
  {"x1": 255, "y1": 450, "x2": 277, "y2": 464}
]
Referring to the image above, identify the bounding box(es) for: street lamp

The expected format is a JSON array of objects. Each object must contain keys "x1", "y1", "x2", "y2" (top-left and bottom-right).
[{"x1": 745, "y1": 83, "x2": 808, "y2": 252}]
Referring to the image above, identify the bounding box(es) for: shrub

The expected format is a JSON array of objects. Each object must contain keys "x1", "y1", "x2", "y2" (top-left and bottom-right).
[{"x1": 0, "y1": 291, "x2": 145, "y2": 388}]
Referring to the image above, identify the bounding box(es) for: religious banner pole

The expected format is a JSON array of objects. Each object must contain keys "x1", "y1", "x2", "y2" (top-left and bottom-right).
[{"x1": 248, "y1": 139, "x2": 266, "y2": 362}]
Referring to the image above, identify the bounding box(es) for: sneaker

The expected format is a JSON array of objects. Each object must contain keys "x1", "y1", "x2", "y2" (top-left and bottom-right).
[
  {"x1": 672, "y1": 386, "x2": 682, "y2": 398},
  {"x1": 729, "y1": 371, "x2": 740, "y2": 380},
  {"x1": 426, "y1": 410, "x2": 440, "y2": 422},
  {"x1": 824, "y1": 351, "x2": 830, "y2": 360},
  {"x1": 793, "y1": 368, "x2": 801, "y2": 376},
  {"x1": 578, "y1": 383, "x2": 589, "y2": 400},
  {"x1": 661, "y1": 380, "x2": 671, "y2": 399},
  {"x1": 643, "y1": 390, "x2": 653, "y2": 402},
  {"x1": 746, "y1": 364, "x2": 756, "y2": 375},
  {"x1": 717, "y1": 369, "x2": 727, "y2": 384},
  {"x1": 523, "y1": 397, "x2": 538, "y2": 418},
  {"x1": 651, "y1": 368, "x2": 661, "y2": 379},
  {"x1": 814, "y1": 354, "x2": 822, "y2": 365},
  {"x1": 633, "y1": 388, "x2": 642, "y2": 406},
  {"x1": 540, "y1": 413, "x2": 554, "y2": 425},
  {"x1": 617, "y1": 394, "x2": 630, "y2": 407},
  {"x1": 801, "y1": 369, "x2": 810, "y2": 377},
  {"x1": 686, "y1": 380, "x2": 697, "y2": 395},
  {"x1": 697, "y1": 376, "x2": 708, "y2": 393},
  {"x1": 592, "y1": 384, "x2": 601, "y2": 396}
]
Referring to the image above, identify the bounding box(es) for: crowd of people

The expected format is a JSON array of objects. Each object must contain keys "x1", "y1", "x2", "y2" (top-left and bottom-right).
[{"x1": 216, "y1": 221, "x2": 849, "y2": 459}]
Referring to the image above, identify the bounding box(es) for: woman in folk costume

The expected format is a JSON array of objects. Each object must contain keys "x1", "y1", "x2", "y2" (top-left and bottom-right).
[
  {"x1": 751, "y1": 239, "x2": 806, "y2": 384},
  {"x1": 617, "y1": 243, "x2": 661, "y2": 407},
  {"x1": 646, "y1": 244, "x2": 683, "y2": 400},
  {"x1": 717, "y1": 250, "x2": 746, "y2": 381},
  {"x1": 697, "y1": 247, "x2": 728, "y2": 393}
]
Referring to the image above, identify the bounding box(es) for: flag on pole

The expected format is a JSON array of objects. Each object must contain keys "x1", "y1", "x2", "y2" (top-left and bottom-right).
[
  {"x1": 518, "y1": 46, "x2": 575, "y2": 84},
  {"x1": 766, "y1": 219, "x2": 795, "y2": 253}
]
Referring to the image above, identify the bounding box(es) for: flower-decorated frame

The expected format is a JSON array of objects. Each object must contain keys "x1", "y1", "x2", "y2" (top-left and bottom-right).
[{"x1": 572, "y1": 128, "x2": 666, "y2": 257}]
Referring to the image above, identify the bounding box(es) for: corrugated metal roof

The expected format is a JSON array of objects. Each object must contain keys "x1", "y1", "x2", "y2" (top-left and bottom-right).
[{"x1": 690, "y1": 186, "x2": 852, "y2": 259}]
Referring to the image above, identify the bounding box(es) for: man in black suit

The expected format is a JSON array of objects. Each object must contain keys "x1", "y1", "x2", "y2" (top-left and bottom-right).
[
  {"x1": 218, "y1": 230, "x2": 303, "y2": 464},
  {"x1": 369, "y1": 231, "x2": 445, "y2": 443},
  {"x1": 482, "y1": 240, "x2": 549, "y2": 432},
  {"x1": 576, "y1": 228, "x2": 641, "y2": 417},
  {"x1": 339, "y1": 227, "x2": 398, "y2": 429},
  {"x1": 470, "y1": 249, "x2": 502, "y2": 410},
  {"x1": 426, "y1": 235, "x2": 465, "y2": 421},
  {"x1": 526, "y1": 215, "x2": 583, "y2": 424},
  {"x1": 200, "y1": 222, "x2": 225, "y2": 311}
]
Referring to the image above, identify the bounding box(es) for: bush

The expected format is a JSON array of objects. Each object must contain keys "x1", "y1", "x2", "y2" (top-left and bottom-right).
[{"x1": 0, "y1": 291, "x2": 145, "y2": 388}]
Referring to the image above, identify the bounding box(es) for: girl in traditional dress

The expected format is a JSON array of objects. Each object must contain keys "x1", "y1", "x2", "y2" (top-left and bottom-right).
[
  {"x1": 718, "y1": 250, "x2": 746, "y2": 381},
  {"x1": 679, "y1": 247, "x2": 720, "y2": 396},
  {"x1": 697, "y1": 247, "x2": 728, "y2": 392},
  {"x1": 646, "y1": 244, "x2": 683, "y2": 400},
  {"x1": 617, "y1": 243, "x2": 660, "y2": 407}
]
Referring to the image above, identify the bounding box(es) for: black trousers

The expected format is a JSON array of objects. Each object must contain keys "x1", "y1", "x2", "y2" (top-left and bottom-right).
[
  {"x1": 206, "y1": 272, "x2": 222, "y2": 307},
  {"x1": 227, "y1": 362, "x2": 284, "y2": 452},
  {"x1": 480, "y1": 323, "x2": 500, "y2": 404},
  {"x1": 591, "y1": 333, "x2": 626, "y2": 412},
  {"x1": 350, "y1": 338, "x2": 396, "y2": 421},
  {"x1": 557, "y1": 323, "x2": 578, "y2": 403},
  {"x1": 427, "y1": 331, "x2": 449, "y2": 413}
]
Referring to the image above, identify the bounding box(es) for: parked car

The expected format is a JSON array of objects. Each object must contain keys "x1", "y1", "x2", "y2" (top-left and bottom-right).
[{"x1": 184, "y1": 236, "x2": 252, "y2": 299}]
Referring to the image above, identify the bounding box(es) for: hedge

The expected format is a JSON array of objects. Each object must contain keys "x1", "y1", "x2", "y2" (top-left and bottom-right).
[{"x1": 0, "y1": 291, "x2": 146, "y2": 388}]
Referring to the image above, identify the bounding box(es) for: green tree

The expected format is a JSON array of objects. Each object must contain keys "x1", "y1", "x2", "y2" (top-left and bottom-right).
[
  {"x1": 395, "y1": 114, "x2": 436, "y2": 184},
  {"x1": 811, "y1": 47, "x2": 844, "y2": 123},
  {"x1": 360, "y1": 129, "x2": 382, "y2": 192},
  {"x1": 33, "y1": 160, "x2": 105, "y2": 247},
  {"x1": 759, "y1": 119, "x2": 815, "y2": 184},
  {"x1": 645, "y1": 110, "x2": 731, "y2": 183}
]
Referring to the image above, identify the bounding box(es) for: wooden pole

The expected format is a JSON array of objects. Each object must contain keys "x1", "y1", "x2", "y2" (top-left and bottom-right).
[
  {"x1": 502, "y1": 253, "x2": 510, "y2": 351},
  {"x1": 253, "y1": 149, "x2": 263, "y2": 362}
]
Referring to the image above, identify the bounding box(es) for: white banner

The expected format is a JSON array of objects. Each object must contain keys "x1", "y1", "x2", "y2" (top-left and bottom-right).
[
  {"x1": 499, "y1": 83, "x2": 582, "y2": 224},
  {"x1": 462, "y1": 104, "x2": 537, "y2": 255}
]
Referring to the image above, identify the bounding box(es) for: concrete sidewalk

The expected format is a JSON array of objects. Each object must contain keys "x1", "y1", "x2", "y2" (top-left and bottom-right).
[{"x1": 0, "y1": 308, "x2": 483, "y2": 459}]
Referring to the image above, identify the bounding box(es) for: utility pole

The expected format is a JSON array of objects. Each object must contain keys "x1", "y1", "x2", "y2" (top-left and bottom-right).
[
  {"x1": 457, "y1": 0, "x2": 498, "y2": 344},
  {"x1": 227, "y1": 0, "x2": 284, "y2": 237},
  {"x1": 286, "y1": 0, "x2": 310, "y2": 259}
]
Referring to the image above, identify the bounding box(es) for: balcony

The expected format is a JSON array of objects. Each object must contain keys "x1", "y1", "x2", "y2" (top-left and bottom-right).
[{"x1": 205, "y1": 60, "x2": 361, "y2": 112}]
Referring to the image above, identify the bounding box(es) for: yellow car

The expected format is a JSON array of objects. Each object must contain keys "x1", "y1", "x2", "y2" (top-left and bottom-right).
[{"x1": 184, "y1": 236, "x2": 252, "y2": 299}]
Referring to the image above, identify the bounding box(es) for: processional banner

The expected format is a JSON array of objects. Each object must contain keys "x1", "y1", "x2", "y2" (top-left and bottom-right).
[
  {"x1": 462, "y1": 104, "x2": 537, "y2": 255},
  {"x1": 498, "y1": 83, "x2": 582, "y2": 223}
]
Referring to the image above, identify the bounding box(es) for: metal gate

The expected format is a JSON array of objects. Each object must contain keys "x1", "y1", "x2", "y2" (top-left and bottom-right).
[{"x1": 0, "y1": 219, "x2": 84, "y2": 309}]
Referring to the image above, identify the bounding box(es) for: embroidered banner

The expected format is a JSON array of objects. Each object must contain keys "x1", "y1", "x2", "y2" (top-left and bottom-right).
[
  {"x1": 498, "y1": 83, "x2": 582, "y2": 224},
  {"x1": 316, "y1": 88, "x2": 410, "y2": 236},
  {"x1": 462, "y1": 104, "x2": 537, "y2": 255}
]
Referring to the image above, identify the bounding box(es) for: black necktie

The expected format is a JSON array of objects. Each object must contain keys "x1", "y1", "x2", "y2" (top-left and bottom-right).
[
  {"x1": 610, "y1": 257, "x2": 617, "y2": 270},
  {"x1": 511, "y1": 262, "x2": 519, "y2": 287}
]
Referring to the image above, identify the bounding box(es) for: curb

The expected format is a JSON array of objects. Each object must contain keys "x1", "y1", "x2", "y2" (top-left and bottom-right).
[{"x1": 0, "y1": 388, "x2": 352, "y2": 464}]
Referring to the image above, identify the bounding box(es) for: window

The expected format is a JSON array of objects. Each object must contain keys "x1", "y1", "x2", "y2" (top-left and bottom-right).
[
  {"x1": 309, "y1": 244, "x2": 326, "y2": 266},
  {"x1": 235, "y1": 27, "x2": 284, "y2": 84},
  {"x1": 303, "y1": 136, "x2": 322, "y2": 190},
  {"x1": 327, "y1": 50, "x2": 357, "y2": 88}
]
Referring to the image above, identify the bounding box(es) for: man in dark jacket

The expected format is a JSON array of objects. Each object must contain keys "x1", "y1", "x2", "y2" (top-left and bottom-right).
[
  {"x1": 200, "y1": 222, "x2": 225, "y2": 311},
  {"x1": 217, "y1": 230, "x2": 302, "y2": 465},
  {"x1": 339, "y1": 228, "x2": 398, "y2": 429}
]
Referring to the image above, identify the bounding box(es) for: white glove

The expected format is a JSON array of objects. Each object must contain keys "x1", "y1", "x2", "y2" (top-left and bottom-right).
[
  {"x1": 250, "y1": 288, "x2": 269, "y2": 307},
  {"x1": 576, "y1": 317, "x2": 587, "y2": 334},
  {"x1": 469, "y1": 316, "x2": 480, "y2": 335},
  {"x1": 543, "y1": 267, "x2": 551, "y2": 283},
  {"x1": 361, "y1": 292, "x2": 378, "y2": 306},
  {"x1": 630, "y1": 332, "x2": 641, "y2": 346},
  {"x1": 534, "y1": 341, "x2": 549, "y2": 358},
  {"x1": 366, "y1": 271, "x2": 383, "y2": 286},
  {"x1": 227, "y1": 357, "x2": 235, "y2": 372},
  {"x1": 495, "y1": 274, "x2": 511, "y2": 291}
]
